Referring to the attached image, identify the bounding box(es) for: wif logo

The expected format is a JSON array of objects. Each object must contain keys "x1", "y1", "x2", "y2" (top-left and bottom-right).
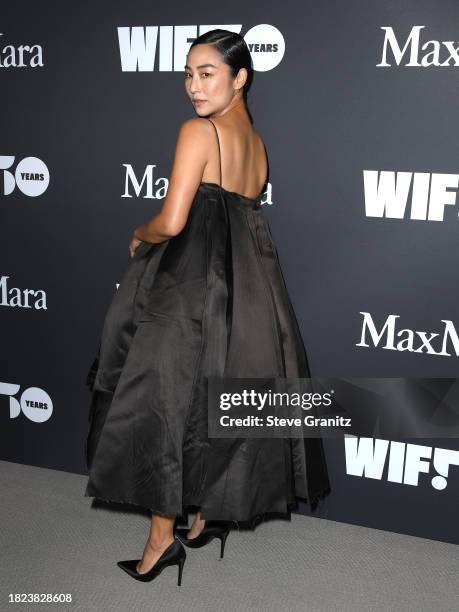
[
  {"x1": 363, "y1": 170, "x2": 459, "y2": 221},
  {"x1": 345, "y1": 435, "x2": 459, "y2": 491},
  {"x1": 117, "y1": 24, "x2": 285, "y2": 72}
]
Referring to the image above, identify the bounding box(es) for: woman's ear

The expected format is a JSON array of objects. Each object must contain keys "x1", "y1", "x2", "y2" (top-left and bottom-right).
[{"x1": 235, "y1": 67, "x2": 248, "y2": 90}]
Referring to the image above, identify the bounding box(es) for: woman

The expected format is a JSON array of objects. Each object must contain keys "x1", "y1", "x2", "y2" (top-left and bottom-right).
[{"x1": 84, "y1": 29, "x2": 331, "y2": 585}]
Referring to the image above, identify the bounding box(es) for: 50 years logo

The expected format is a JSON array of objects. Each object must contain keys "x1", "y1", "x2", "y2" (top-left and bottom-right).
[
  {"x1": 0, "y1": 156, "x2": 50, "y2": 197},
  {"x1": 0, "y1": 382, "x2": 53, "y2": 423}
]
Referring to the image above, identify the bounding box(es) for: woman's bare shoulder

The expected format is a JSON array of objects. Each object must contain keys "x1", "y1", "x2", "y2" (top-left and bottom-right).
[
  {"x1": 179, "y1": 116, "x2": 213, "y2": 133},
  {"x1": 174, "y1": 117, "x2": 216, "y2": 149}
]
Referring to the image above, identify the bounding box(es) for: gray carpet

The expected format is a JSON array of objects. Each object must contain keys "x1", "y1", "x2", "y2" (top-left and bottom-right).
[{"x1": 1, "y1": 460, "x2": 457, "y2": 612}]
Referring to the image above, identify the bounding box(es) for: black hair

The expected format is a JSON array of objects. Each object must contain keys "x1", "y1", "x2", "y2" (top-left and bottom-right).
[{"x1": 188, "y1": 29, "x2": 254, "y2": 123}]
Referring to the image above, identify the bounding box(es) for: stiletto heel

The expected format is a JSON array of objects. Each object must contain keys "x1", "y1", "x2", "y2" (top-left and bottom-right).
[
  {"x1": 117, "y1": 536, "x2": 186, "y2": 584},
  {"x1": 219, "y1": 529, "x2": 229, "y2": 559},
  {"x1": 177, "y1": 555, "x2": 185, "y2": 586},
  {"x1": 175, "y1": 519, "x2": 235, "y2": 559}
]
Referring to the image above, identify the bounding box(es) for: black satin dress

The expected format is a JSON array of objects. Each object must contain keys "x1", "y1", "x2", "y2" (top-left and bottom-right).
[{"x1": 84, "y1": 119, "x2": 331, "y2": 525}]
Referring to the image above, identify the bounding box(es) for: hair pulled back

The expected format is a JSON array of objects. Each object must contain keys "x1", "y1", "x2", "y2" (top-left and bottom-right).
[{"x1": 189, "y1": 29, "x2": 254, "y2": 122}]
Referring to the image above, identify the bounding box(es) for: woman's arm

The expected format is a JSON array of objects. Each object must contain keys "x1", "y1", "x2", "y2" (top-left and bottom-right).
[{"x1": 132, "y1": 118, "x2": 212, "y2": 244}]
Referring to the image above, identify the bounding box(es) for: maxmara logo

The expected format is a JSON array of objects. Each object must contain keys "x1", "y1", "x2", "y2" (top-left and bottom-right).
[
  {"x1": 117, "y1": 24, "x2": 284, "y2": 72},
  {"x1": 0, "y1": 156, "x2": 50, "y2": 197},
  {"x1": 122, "y1": 165, "x2": 169, "y2": 199},
  {"x1": 363, "y1": 170, "x2": 459, "y2": 221},
  {"x1": 0, "y1": 382, "x2": 53, "y2": 423},
  {"x1": 357, "y1": 312, "x2": 459, "y2": 358},
  {"x1": 0, "y1": 276, "x2": 47, "y2": 309},
  {"x1": 0, "y1": 32, "x2": 43, "y2": 68},
  {"x1": 377, "y1": 25, "x2": 459, "y2": 67},
  {"x1": 121, "y1": 163, "x2": 273, "y2": 205}
]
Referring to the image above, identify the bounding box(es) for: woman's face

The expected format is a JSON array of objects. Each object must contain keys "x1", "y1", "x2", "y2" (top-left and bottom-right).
[{"x1": 185, "y1": 44, "x2": 244, "y2": 116}]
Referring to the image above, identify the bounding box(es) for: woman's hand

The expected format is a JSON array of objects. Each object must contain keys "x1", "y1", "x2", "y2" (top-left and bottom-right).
[{"x1": 129, "y1": 233, "x2": 142, "y2": 258}]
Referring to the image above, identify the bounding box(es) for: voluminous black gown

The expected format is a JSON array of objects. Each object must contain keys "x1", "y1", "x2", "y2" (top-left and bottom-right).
[{"x1": 84, "y1": 119, "x2": 331, "y2": 525}]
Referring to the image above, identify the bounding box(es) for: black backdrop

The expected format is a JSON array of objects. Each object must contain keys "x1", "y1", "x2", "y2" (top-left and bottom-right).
[{"x1": 1, "y1": 1, "x2": 458, "y2": 544}]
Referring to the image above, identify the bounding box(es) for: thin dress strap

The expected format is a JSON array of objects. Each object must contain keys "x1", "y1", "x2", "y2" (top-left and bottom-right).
[{"x1": 207, "y1": 118, "x2": 222, "y2": 188}]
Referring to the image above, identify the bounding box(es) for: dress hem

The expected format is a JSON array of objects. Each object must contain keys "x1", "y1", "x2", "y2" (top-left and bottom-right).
[{"x1": 84, "y1": 484, "x2": 332, "y2": 528}]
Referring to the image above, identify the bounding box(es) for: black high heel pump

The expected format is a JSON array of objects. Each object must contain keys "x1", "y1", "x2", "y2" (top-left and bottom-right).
[
  {"x1": 117, "y1": 537, "x2": 186, "y2": 585},
  {"x1": 175, "y1": 520, "x2": 235, "y2": 559}
]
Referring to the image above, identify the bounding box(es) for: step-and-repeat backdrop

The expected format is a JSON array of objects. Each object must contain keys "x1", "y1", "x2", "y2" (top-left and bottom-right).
[{"x1": 2, "y1": 1, "x2": 458, "y2": 544}]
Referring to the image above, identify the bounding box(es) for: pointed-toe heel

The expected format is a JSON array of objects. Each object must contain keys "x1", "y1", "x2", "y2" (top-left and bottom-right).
[
  {"x1": 175, "y1": 520, "x2": 234, "y2": 559},
  {"x1": 117, "y1": 536, "x2": 187, "y2": 585}
]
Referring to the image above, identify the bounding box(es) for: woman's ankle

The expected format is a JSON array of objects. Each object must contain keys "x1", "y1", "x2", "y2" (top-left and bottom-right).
[{"x1": 148, "y1": 533, "x2": 174, "y2": 549}]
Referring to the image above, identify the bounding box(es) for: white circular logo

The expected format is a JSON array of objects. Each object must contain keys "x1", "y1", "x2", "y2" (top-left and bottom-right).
[
  {"x1": 15, "y1": 157, "x2": 50, "y2": 197},
  {"x1": 20, "y1": 386, "x2": 53, "y2": 423},
  {"x1": 244, "y1": 24, "x2": 285, "y2": 72}
]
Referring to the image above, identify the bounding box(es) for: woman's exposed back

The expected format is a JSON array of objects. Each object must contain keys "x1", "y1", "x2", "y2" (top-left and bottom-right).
[{"x1": 201, "y1": 116, "x2": 268, "y2": 199}]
